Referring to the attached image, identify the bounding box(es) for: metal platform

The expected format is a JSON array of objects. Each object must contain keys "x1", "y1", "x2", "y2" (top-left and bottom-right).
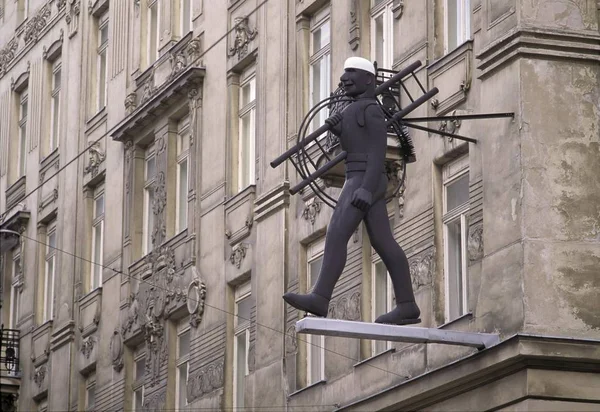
[{"x1": 296, "y1": 318, "x2": 500, "y2": 350}]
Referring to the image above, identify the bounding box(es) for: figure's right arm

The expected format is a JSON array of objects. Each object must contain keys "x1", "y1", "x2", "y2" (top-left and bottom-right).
[{"x1": 325, "y1": 112, "x2": 343, "y2": 136}]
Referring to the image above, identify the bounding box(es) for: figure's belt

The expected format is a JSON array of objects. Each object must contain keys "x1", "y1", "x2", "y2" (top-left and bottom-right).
[{"x1": 344, "y1": 153, "x2": 385, "y2": 173}]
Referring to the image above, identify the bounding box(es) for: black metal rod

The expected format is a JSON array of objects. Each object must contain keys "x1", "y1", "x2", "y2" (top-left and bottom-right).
[
  {"x1": 289, "y1": 151, "x2": 348, "y2": 195},
  {"x1": 374, "y1": 61, "x2": 422, "y2": 95},
  {"x1": 411, "y1": 72, "x2": 427, "y2": 94},
  {"x1": 271, "y1": 123, "x2": 331, "y2": 168},
  {"x1": 403, "y1": 122, "x2": 478, "y2": 144},
  {"x1": 392, "y1": 88, "x2": 439, "y2": 121},
  {"x1": 403, "y1": 112, "x2": 515, "y2": 122}
]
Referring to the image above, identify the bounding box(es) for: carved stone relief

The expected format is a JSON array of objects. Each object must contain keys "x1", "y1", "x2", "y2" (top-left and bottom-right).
[
  {"x1": 0, "y1": 38, "x2": 19, "y2": 78},
  {"x1": 439, "y1": 110, "x2": 462, "y2": 141},
  {"x1": 143, "y1": 387, "x2": 167, "y2": 411},
  {"x1": 187, "y1": 267, "x2": 207, "y2": 328},
  {"x1": 285, "y1": 325, "x2": 297, "y2": 355},
  {"x1": 302, "y1": 198, "x2": 322, "y2": 225},
  {"x1": 33, "y1": 365, "x2": 47, "y2": 388},
  {"x1": 80, "y1": 336, "x2": 95, "y2": 359},
  {"x1": 110, "y1": 329, "x2": 124, "y2": 372},
  {"x1": 348, "y1": 0, "x2": 360, "y2": 51},
  {"x1": 393, "y1": 0, "x2": 405, "y2": 19},
  {"x1": 24, "y1": 5, "x2": 52, "y2": 44},
  {"x1": 56, "y1": 0, "x2": 67, "y2": 10},
  {"x1": 468, "y1": 223, "x2": 484, "y2": 261},
  {"x1": 169, "y1": 51, "x2": 188, "y2": 80},
  {"x1": 139, "y1": 73, "x2": 155, "y2": 105},
  {"x1": 187, "y1": 358, "x2": 225, "y2": 401},
  {"x1": 227, "y1": 16, "x2": 257, "y2": 59},
  {"x1": 186, "y1": 37, "x2": 202, "y2": 63},
  {"x1": 327, "y1": 291, "x2": 361, "y2": 321},
  {"x1": 229, "y1": 243, "x2": 248, "y2": 269},
  {"x1": 124, "y1": 92, "x2": 137, "y2": 115},
  {"x1": 188, "y1": 88, "x2": 202, "y2": 146},
  {"x1": 409, "y1": 248, "x2": 435, "y2": 291},
  {"x1": 84, "y1": 142, "x2": 106, "y2": 177}
]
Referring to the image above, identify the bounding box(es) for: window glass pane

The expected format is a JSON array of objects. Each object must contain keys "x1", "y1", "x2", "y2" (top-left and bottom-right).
[
  {"x1": 178, "y1": 159, "x2": 188, "y2": 230},
  {"x1": 178, "y1": 330, "x2": 190, "y2": 357},
  {"x1": 374, "y1": 14, "x2": 384, "y2": 65},
  {"x1": 447, "y1": 0, "x2": 458, "y2": 51},
  {"x1": 146, "y1": 155, "x2": 155, "y2": 180},
  {"x1": 135, "y1": 357, "x2": 145, "y2": 380},
  {"x1": 446, "y1": 173, "x2": 469, "y2": 211},
  {"x1": 149, "y1": 5, "x2": 158, "y2": 60},
  {"x1": 178, "y1": 362, "x2": 188, "y2": 406},
  {"x1": 52, "y1": 94, "x2": 60, "y2": 145},
  {"x1": 181, "y1": 0, "x2": 191, "y2": 34},
  {"x1": 13, "y1": 257, "x2": 21, "y2": 279},
  {"x1": 447, "y1": 218, "x2": 463, "y2": 319},
  {"x1": 86, "y1": 386, "x2": 95, "y2": 408},
  {"x1": 94, "y1": 194, "x2": 104, "y2": 218},
  {"x1": 235, "y1": 332, "x2": 247, "y2": 407},
  {"x1": 236, "y1": 295, "x2": 252, "y2": 322},
  {"x1": 312, "y1": 21, "x2": 330, "y2": 52},
  {"x1": 99, "y1": 51, "x2": 106, "y2": 107},
  {"x1": 309, "y1": 336, "x2": 322, "y2": 383},
  {"x1": 48, "y1": 232, "x2": 56, "y2": 249},
  {"x1": 241, "y1": 82, "x2": 252, "y2": 107},
  {"x1": 100, "y1": 23, "x2": 108, "y2": 45},
  {"x1": 19, "y1": 125, "x2": 26, "y2": 175},
  {"x1": 309, "y1": 256, "x2": 323, "y2": 288},
  {"x1": 178, "y1": 132, "x2": 190, "y2": 155},
  {"x1": 134, "y1": 388, "x2": 144, "y2": 411},
  {"x1": 93, "y1": 224, "x2": 102, "y2": 287},
  {"x1": 21, "y1": 100, "x2": 28, "y2": 119},
  {"x1": 54, "y1": 68, "x2": 62, "y2": 90}
]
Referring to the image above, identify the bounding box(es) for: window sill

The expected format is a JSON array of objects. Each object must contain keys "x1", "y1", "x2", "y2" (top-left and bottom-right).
[
  {"x1": 353, "y1": 348, "x2": 395, "y2": 368},
  {"x1": 85, "y1": 107, "x2": 107, "y2": 135},
  {"x1": 439, "y1": 312, "x2": 473, "y2": 329},
  {"x1": 288, "y1": 379, "x2": 327, "y2": 398}
]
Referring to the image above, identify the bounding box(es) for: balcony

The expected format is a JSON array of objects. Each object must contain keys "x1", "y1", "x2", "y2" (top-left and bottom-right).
[{"x1": 1, "y1": 326, "x2": 20, "y2": 411}]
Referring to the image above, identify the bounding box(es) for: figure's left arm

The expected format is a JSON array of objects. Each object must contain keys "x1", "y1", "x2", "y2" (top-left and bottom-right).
[{"x1": 351, "y1": 104, "x2": 387, "y2": 211}]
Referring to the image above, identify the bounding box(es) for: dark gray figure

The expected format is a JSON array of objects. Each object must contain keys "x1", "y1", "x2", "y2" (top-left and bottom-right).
[{"x1": 283, "y1": 57, "x2": 421, "y2": 325}]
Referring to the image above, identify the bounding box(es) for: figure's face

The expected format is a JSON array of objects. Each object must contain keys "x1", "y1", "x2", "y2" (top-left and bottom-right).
[{"x1": 340, "y1": 68, "x2": 373, "y2": 96}]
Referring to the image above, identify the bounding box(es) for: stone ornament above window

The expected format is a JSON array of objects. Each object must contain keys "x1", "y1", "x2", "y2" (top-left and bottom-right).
[{"x1": 228, "y1": 16, "x2": 257, "y2": 60}]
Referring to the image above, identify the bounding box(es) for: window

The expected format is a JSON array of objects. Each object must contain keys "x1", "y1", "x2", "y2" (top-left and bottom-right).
[
  {"x1": 309, "y1": 7, "x2": 331, "y2": 132},
  {"x1": 49, "y1": 57, "x2": 61, "y2": 153},
  {"x1": 445, "y1": 0, "x2": 471, "y2": 53},
  {"x1": 43, "y1": 222, "x2": 57, "y2": 322},
  {"x1": 238, "y1": 71, "x2": 256, "y2": 191},
  {"x1": 443, "y1": 156, "x2": 469, "y2": 322},
  {"x1": 10, "y1": 252, "x2": 22, "y2": 329},
  {"x1": 85, "y1": 375, "x2": 96, "y2": 411},
  {"x1": 90, "y1": 184, "x2": 105, "y2": 290},
  {"x1": 372, "y1": 261, "x2": 392, "y2": 355},
  {"x1": 176, "y1": 117, "x2": 190, "y2": 232},
  {"x1": 132, "y1": 347, "x2": 146, "y2": 411},
  {"x1": 233, "y1": 281, "x2": 251, "y2": 409},
  {"x1": 18, "y1": 0, "x2": 28, "y2": 22},
  {"x1": 176, "y1": 325, "x2": 190, "y2": 409},
  {"x1": 371, "y1": 0, "x2": 394, "y2": 69},
  {"x1": 143, "y1": 145, "x2": 156, "y2": 255},
  {"x1": 180, "y1": 0, "x2": 192, "y2": 36},
  {"x1": 97, "y1": 12, "x2": 109, "y2": 111},
  {"x1": 147, "y1": 0, "x2": 159, "y2": 66},
  {"x1": 18, "y1": 89, "x2": 28, "y2": 177},
  {"x1": 307, "y1": 239, "x2": 325, "y2": 385}
]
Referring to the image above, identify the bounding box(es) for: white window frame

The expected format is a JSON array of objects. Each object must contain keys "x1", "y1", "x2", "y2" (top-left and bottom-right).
[
  {"x1": 19, "y1": 0, "x2": 29, "y2": 22},
  {"x1": 233, "y1": 281, "x2": 251, "y2": 409},
  {"x1": 9, "y1": 251, "x2": 22, "y2": 329},
  {"x1": 97, "y1": 12, "x2": 109, "y2": 111},
  {"x1": 306, "y1": 238, "x2": 325, "y2": 385},
  {"x1": 370, "y1": 0, "x2": 394, "y2": 69},
  {"x1": 143, "y1": 144, "x2": 156, "y2": 255},
  {"x1": 43, "y1": 222, "x2": 57, "y2": 322},
  {"x1": 132, "y1": 346, "x2": 146, "y2": 412},
  {"x1": 442, "y1": 156, "x2": 469, "y2": 322},
  {"x1": 85, "y1": 374, "x2": 96, "y2": 411},
  {"x1": 309, "y1": 7, "x2": 331, "y2": 133},
  {"x1": 18, "y1": 89, "x2": 28, "y2": 177},
  {"x1": 90, "y1": 184, "x2": 105, "y2": 291},
  {"x1": 176, "y1": 323, "x2": 190, "y2": 409},
  {"x1": 237, "y1": 71, "x2": 256, "y2": 192},
  {"x1": 180, "y1": 0, "x2": 192, "y2": 36},
  {"x1": 50, "y1": 57, "x2": 61, "y2": 153},
  {"x1": 147, "y1": 0, "x2": 160, "y2": 66},
  {"x1": 371, "y1": 260, "x2": 393, "y2": 356},
  {"x1": 444, "y1": 0, "x2": 471, "y2": 53},
  {"x1": 176, "y1": 117, "x2": 190, "y2": 233}
]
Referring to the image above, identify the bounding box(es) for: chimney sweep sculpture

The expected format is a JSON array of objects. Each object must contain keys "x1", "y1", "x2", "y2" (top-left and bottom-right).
[{"x1": 271, "y1": 57, "x2": 513, "y2": 325}]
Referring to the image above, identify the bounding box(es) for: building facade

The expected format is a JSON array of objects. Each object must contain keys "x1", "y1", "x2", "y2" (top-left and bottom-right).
[{"x1": 0, "y1": 0, "x2": 599, "y2": 411}]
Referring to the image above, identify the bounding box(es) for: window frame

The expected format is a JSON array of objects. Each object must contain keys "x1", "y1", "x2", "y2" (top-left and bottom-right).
[
  {"x1": 444, "y1": 0, "x2": 471, "y2": 54},
  {"x1": 306, "y1": 238, "x2": 325, "y2": 385},
  {"x1": 10, "y1": 251, "x2": 22, "y2": 329},
  {"x1": 143, "y1": 144, "x2": 156, "y2": 255},
  {"x1": 370, "y1": 0, "x2": 394, "y2": 69},
  {"x1": 18, "y1": 89, "x2": 28, "y2": 177},
  {"x1": 237, "y1": 70, "x2": 256, "y2": 192},
  {"x1": 308, "y1": 7, "x2": 331, "y2": 133},
  {"x1": 180, "y1": 0, "x2": 192, "y2": 37},
  {"x1": 132, "y1": 346, "x2": 146, "y2": 412},
  {"x1": 43, "y1": 221, "x2": 57, "y2": 322},
  {"x1": 85, "y1": 374, "x2": 96, "y2": 411},
  {"x1": 371, "y1": 259, "x2": 393, "y2": 356},
  {"x1": 442, "y1": 156, "x2": 470, "y2": 322},
  {"x1": 90, "y1": 184, "x2": 105, "y2": 291},
  {"x1": 50, "y1": 57, "x2": 61, "y2": 153},
  {"x1": 176, "y1": 117, "x2": 190, "y2": 233},
  {"x1": 147, "y1": 0, "x2": 160, "y2": 66},
  {"x1": 233, "y1": 281, "x2": 251, "y2": 409},
  {"x1": 176, "y1": 323, "x2": 191, "y2": 409},
  {"x1": 97, "y1": 11, "x2": 109, "y2": 111}
]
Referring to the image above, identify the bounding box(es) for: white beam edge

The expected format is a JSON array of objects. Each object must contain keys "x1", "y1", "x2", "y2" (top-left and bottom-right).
[{"x1": 296, "y1": 318, "x2": 500, "y2": 349}]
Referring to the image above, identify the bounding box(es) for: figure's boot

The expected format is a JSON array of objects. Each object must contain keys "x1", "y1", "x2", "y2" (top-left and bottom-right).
[
  {"x1": 282, "y1": 292, "x2": 330, "y2": 317},
  {"x1": 374, "y1": 301, "x2": 421, "y2": 325}
]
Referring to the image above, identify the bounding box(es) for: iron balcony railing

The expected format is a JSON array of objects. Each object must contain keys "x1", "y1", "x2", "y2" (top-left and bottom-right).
[{"x1": 0, "y1": 325, "x2": 20, "y2": 378}]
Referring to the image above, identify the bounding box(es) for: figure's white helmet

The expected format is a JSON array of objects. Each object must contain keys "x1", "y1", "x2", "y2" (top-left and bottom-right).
[{"x1": 343, "y1": 57, "x2": 376, "y2": 75}]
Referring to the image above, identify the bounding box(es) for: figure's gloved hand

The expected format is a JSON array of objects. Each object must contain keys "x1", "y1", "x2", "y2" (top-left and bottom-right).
[
  {"x1": 325, "y1": 112, "x2": 343, "y2": 128},
  {"x1": 351, "y1": 188, "x2": 372, "y2": 211}
]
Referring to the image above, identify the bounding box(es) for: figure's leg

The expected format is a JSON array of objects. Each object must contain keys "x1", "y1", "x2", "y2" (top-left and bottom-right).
[
  {"x1": 283, "y1": 177, "x2": 365, "y2": 316},
  {"x1": 365, "y1": 198, "x2": 421, "y2": 325}
]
